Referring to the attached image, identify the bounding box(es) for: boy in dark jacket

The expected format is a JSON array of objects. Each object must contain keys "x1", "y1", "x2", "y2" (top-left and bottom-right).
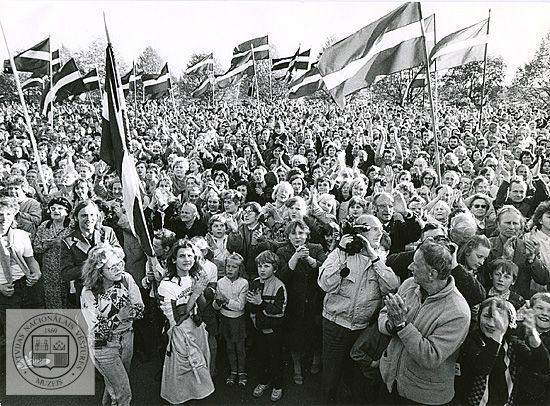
[{"x1": 246, "y1": 250, "x2": 287, "y2": 402}]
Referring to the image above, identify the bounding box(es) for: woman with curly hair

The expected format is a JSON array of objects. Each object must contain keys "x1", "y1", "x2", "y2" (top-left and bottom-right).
[
  {"x1": 81, "y1": 243, "x2": 144, "y2": 406},
  {"x1": 157, "y1": 239, "x2": 214, "y2": 404}
]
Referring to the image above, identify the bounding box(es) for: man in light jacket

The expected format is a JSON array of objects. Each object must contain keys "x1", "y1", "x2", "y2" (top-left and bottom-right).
[{"x1": 378, "y1": 238, "x2": 470, "y2": 405}]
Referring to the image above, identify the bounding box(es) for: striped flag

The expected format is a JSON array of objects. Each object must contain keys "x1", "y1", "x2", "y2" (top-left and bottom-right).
[
  {"x1": 100, "y1": 42, "x2": 153, "y2": 257},
  {"x1": 231, "y1": 35, "x2": 269, "y2": 66},
  {"x1": 272, "y1": 48, "x2": 310, "y2": 71},
  {"x1": 22, "y1": 73, "x2": 45, "y2": 91},
  {"x1": 51, "y1": 49, "x2": 61, "y2": 73},
  {"x1": 121, "y1": 64, "x2": 142, "y2": 94},
  {"x1": 143, "y1": 63, "x2": 171, "y2": 100},
  {"x1": 4, "y1": 38, "x2": 50, "y2": 75},
  {"x1": 216, "y1": 53, "x2": 254, "y2": 89},
  {"x1": 429, "y1": 18, "x2": 489, "y2": 71},
  {"x1": 288, "y1": 65, "x2": 325, "y2": 99},
  {"x1": 402, "y1": 67, "x2": 426, "y2": 105},
  {"x1": 40, "y1": 58, "x2": 86, "y2": 117},
  {"x1": 283, "y1": 48, "x2": 311, "y2": 82},
  {"x1": 318, "y1": 2, "x2": 425, "y2": 108},
  {"x1": 83, "y1": 68, "x2": 101, "y2": 92},
  {"x1": 185, "y1": 53, "x2": 213, "y2": 75},
  {"x1": 191, "y1": 76, "x2": 213, "y2": 98}
]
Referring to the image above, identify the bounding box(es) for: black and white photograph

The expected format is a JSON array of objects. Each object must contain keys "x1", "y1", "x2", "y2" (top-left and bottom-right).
[{"x1": 1, "y1": 0, "x2": 550, "y2": 405}]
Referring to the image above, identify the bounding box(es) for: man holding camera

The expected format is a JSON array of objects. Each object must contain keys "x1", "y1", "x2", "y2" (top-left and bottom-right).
[{"x1": 318, "y1": 214, "x2": 399, "y2": 404}]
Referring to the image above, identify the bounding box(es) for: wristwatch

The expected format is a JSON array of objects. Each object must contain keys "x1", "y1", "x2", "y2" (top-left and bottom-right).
[{"x1": 395, "y1": 321, "x2": 407, "y2": 332}]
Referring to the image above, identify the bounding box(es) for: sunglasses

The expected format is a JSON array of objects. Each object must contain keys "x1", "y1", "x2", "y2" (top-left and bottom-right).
[{"x1": 472, "y1": 204, "x2": 487, "y2": 209}]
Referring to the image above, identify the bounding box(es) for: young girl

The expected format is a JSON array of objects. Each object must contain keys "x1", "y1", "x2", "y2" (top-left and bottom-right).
[
  {"x1": 247, "y1": 250, "x2": 287, "y2": 402},
  {"x1": 213, "y1": 253, "x2": 249, "y2": 387},
  {"x1": 206, "y1": 214, "x2": 231, "y2": 278}
]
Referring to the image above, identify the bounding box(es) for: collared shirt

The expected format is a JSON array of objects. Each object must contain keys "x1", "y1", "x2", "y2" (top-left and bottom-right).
[{"x1": 0, "y1": 229, "x2": 31, "y2": 285}]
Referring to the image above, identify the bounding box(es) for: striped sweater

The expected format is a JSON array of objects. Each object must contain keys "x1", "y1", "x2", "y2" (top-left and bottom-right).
[{"x1": 246, "y1": 275, "x2": 287, "y2": 331}]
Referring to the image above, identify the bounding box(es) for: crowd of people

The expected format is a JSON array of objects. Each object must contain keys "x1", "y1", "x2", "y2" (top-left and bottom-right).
[{"x1": 1, "y1": 94, "x2": 550, "y2": 405}]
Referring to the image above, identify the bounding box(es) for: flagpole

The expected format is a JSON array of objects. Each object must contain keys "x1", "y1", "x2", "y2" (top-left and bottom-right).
[
  {"x1": 250, "y1": 44, "x2": 259, "y2": 104},
  {"x1": 419, "y1": 9, "x2": 441, "y2": 180},
  {"x1": 478, "y1": 9, "x2": 491, "y2": 132},
  {"x1": 432, "y1": 15, "x2": 438, "y2": 128},
  {"x1": 268, "y1": 51, "x2": 273, "y2": 103},
  {"x1": 49, "y1": 34, "x2": 54, "y2": 131},
  {"x1": 86, "y1": 91, "x2": 101, "y2": 124},
  {"x1": 1, "y1": 19, "x2": 48, "y2": 194},
  {"x1": 211, "y1": 51, "x2": 215, "y2": 108}
]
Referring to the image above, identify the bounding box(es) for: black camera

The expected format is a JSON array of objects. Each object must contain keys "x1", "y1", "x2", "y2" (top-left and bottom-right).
[{"x1": 340, "y1": 220, "x2": 369, "y2": 255}]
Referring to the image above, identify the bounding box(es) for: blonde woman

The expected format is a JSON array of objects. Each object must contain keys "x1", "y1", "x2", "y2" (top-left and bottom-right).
[{"x1": 80, "y1": 244, "x2": 144, "y2": 406}]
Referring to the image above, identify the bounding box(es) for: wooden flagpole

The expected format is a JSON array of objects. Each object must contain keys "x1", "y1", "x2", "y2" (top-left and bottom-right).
[
  {"x1": 478, "y1": 9, "x2": 491, "y2": 132},
  {"x1": 419, "y1": 9, "x2": 442, "y2": 180},
  {"x1": 1, "y1": 19, "x2": 48, "y2": 194},
  {"x1": 250, "y1": 44, "x2": 259, "y2": 104},
  {"x1": 268, "y1": 46, "x2": 273, "y2": 103},
  {"x1": 211, "y1": 51, "x2": 215, "y2": 107},
  {"x1": 432, "y1": 15, "x2": 439, "y2": 128},
  {"x1": 49, "y1": 34, "x2": 54, "y2": 131}
]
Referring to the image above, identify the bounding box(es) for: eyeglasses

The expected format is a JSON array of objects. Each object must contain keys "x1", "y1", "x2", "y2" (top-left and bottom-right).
[
  {"x1": 103, "y1": 260, "x2": 124, "y2": 273},
  {"x1": 243, "y1": 208, "x2": 258, "y2": 214},
  {"x1": 472, "y1": 204, "x2": 487, "y2": 209}
]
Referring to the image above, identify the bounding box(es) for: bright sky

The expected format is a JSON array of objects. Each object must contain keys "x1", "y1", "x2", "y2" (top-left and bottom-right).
[{"x1": 0, "y1": 1, "x2": 549, "y2": 82}]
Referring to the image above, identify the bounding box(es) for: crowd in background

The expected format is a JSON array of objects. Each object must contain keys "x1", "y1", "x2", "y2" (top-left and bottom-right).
[{"x1": 1, "y1": 95, "x2": 550, "y2": 405}]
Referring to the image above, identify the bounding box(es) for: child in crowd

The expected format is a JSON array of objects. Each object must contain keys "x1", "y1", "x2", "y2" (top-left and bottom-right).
[
  {"x1": 206, "y1": 214, "x2": 231, "y2": 278},
  {"x1": 247, "y1": 250, "x2": 287, "y2": 402},
  {"x1": 213, "y1": 253, "x2": 249, "y2": 387},
  {"x1": 486, "y1": 258, "x2": 526, "y2": 310}
]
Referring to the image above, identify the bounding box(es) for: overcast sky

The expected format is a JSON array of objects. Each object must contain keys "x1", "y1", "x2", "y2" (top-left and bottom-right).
[{"x1": 0, "y1": 1, "x2": 549, "y2": 82}]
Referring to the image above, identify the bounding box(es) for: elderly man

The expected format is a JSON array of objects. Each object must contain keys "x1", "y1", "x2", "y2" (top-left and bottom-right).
[
  {"x1": 378, "y1": 238, "x2": 470, "y2": 405},
  {"x1": 372, "y1": 192, "x2": 422, "y2": 254},
  {"x1": 318, "y1": 214, "x2": 399, "y2": 403},
  {"x1": 493, "y1": 176, "x2": 549, "y2": 218}
]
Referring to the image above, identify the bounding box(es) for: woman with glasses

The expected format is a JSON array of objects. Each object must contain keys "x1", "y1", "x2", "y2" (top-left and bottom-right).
[
  {"x1": 81, "y1": 243, "x2": 144, "y2": 406},
  {"x1": 465, "y1": 193, "x2": 497, "y2": 237},
  {"x1": 157, "y1": 239, "x2": 214, "y2": 404}
]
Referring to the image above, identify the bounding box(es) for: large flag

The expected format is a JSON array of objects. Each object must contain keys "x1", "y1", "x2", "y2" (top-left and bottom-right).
[
  {"x1": 21, "y1": 73, "x2": 45, "y2": 91},
  {"x1": 3, "y1": 38, "x2": 50, "y2": 75},
  {"x1": 100, "y1": 42, "x2": 153, "y2": 257},
  {"x1": 231, "y1": 35, "x2": 269, "y2": 66},
  {"x1": 272, "y1": 48, "x2": 310, "y2": 71},
  {"x1": 83, "y1": 68, "x2": 101, "y2": 92},
  {"x1": 429, "y1": 18, "x2": 489, "y2": 71},
  {"x1": 40, "y1": 58, "x2": 86, "y2": 116},
  {"x1": 318, "y1": 2, "x2": 425, "y2": 108},
  {"x1": 143, "y1": 63, "x2": 171, "y2": 100},
  {"x1": 288, "y1": 65, "x2": 325, "y2": 99},
  {"x1": 191, "y1": 76, "x2": 213, "y2": 98},
  {"x1": 216, "y1": 53, "x2": 254, "y2": 89},
  {"x1": 185, "y1": 53, "x2": 214, "y2": 75}
]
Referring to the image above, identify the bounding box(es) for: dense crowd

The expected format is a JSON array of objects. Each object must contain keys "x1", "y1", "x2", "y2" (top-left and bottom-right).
[{"x1": 1, "y1": 95, "x2": 550, "y2": 405}]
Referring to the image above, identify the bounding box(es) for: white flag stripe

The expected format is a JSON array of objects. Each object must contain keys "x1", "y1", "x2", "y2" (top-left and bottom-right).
[
  {"x1": 43, "y1": 70, "x2": 82, "y2": 111},
  {"x1": 22, "y1": 77, "x2": 44, "y2": 88},
  {"x1": 185, "y1": 58, "x2": 213, "y2": 74},
  {"x1": 143, "y1": 73, "x2": 170, "y2": 87},
  {"x1": 20, "y1": 50, "x2": 50, "y2": 61},
  {"x1": 83, "y1": 76, "x2": 100, "y2": 84},
  {"x1": 233, "y1": 44, "x2": 270, "y2": 59},
  {"x1": 289, "y1": 74, "x2": 322, "y2": 93},
  {"x1": 322, "y1": 20, "x2": 422, "y2": 90},
  {"x1": 430, "y1": 34, "x2": 489, "y2": 61},
  {"x1": 215, "y1": 60, "x2": 253, "y2": 82}
]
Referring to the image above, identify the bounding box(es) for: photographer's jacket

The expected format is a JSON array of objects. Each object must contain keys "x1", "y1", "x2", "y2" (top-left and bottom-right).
[{"x1": 318, "y1": 248, "x2": 399, "y2": 331}]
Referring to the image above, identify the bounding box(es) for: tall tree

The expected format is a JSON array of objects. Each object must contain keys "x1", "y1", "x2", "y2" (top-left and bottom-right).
[
  {"x1": 177, "y1": 52, "x2": 223, "y2": 99},
  {"x1": 136, "y1": 46, "x2": 164, "y2": 74},
  {"x1": 72, "y1": 37, "x2": 128, "y2": 77}
]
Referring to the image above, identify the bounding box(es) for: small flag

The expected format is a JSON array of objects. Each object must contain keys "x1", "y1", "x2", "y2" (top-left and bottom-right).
[
  {"x1": 288, "y1": 65, "x2": 325, "y2": 99},
  {"x1": 51, "y1": 49, "x2": 61, "y2": 73},
  {"x1": 4, "y1": 38, "x2": 50, "y2": 75},
  {"x1": 83, "y1": 68, "x2": 101, "y2": 92},
  {"x1": 216, "y1": 53, "x2": 254, "y2": 89},
  {"x1": 284, "y1": 48, "x2": 311, "y2": 83},
  {"x1": 429, "y1": 18, "x2": 489, "y2": 71},
  {"x1": 100, "y1": 42, "x2": 154, "y2": 257},
  {"x1": 40, "y1": 58, "x2": 86, "y2": 117},
  {"x1": 143, "y1": 63, "x2": 171, "y2": 100},
  {"x1": 231, "y1": 35, "x2": 269, "y2": 66},
  {"x1": 273, "y1": 48, "x2": 311, "y2": 72},
  {"x1": 21, "y1": 73, "x2": 45, "y2": 91},
  {"x1": 317, "y1": 2, "x2": 425, "y2": 108},
  {"x1": 185, "y1": 53, "x2": 214, "y2": 75},
  {"x1": 191, "y1": 76, "x2": 213, "y2": 98}
]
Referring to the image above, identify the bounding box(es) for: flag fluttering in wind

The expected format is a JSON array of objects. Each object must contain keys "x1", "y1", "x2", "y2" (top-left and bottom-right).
[
  {"x1": 317, "y1": 2, "x2": 425, "y2": 108},
  {"x1": 272, "y1": 48, "x2": 310, "y2": 71},
  {"x1": 283, "y1": 48, "x2": 311, "y2": 83},
  {"x1": 51, "y1": 49, "x2": 61, "y2": 73},
  {"x1": 185, "y1": 53, "x2": 214, "y2": 75},
  {"x1": 121, "y1": 64, "x2": 142, "y2": 95},
  {"x1": 100, "y1": 40, "x2": 153, "y2": 257},
  {"x1": 216, "y1": 53, "x2": 254, "y2": 89},
  {"x1": 288, "y1": 65, "x2": 324, "y2": 99},
  {"x1": 3, "y1": 38, "x2": 51, "y2": 75},
  {"x1": 82, "y1": 68, "x2": 101, "y2": 92},
  {"x1": 191, "y1": 76, "x2": 213, "y2": 98},
  {"x1": 40, "y1": 58, "x2": 86, "y2": 117},
  {"x1": 143, "y1": 63, "x2": 171, "y2": 100},
  {"x1": 231, "y1": 35, "x2": 269, "y2": 66},
  {"x1": 429, "y1": 18, "x2": 489, "y2": 71},
  {"x1": 21, "y1": 73, "x2": 45, "y2": 91}
]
